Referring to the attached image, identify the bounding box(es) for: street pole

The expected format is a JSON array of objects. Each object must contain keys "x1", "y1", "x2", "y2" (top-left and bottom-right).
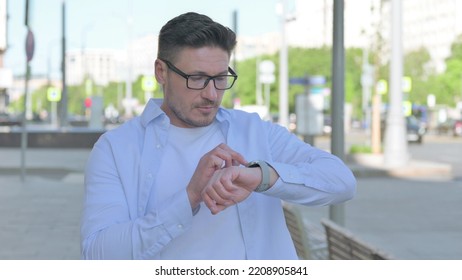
[
  {"x1": 330, "y1": 0, "x2": 346, "y2": 226},
  {"x1": 20, "y1": 62, "x2": 30, "y2": 182},
  {"x1": 231, "y1": 10, "x2": 238, "y2": 105},
  {"x1": 278, "y1": 0, "x2": 289, "y2": 128},
  {"x1": 21, "y1": 0, "x2": 34, "y2": 182},
  {"x1": 384, "y1": 0, "x2": 409, "y2": 167},
  {"x1": 124, "y1": 0, "x2": 134, "y2": 118},
  {"x1": 361, "y1": 47, "x2": 372, "y2": 142},
  {"x1": 59, "y1": 0, "x2": 68, "y2": 128}
]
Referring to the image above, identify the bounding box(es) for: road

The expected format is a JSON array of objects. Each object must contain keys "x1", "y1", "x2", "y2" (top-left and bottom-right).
[
  {"x1": 315, "y1": 130, "x2": 462, "y2": 178},
  {"x1": 408, "y1": 134, "x2": 462, "y2": 179}
]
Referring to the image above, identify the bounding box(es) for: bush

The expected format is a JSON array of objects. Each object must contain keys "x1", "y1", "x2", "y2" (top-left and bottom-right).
[{"x1": 349, "y1": 144, "x2": 372, "y2": 154}]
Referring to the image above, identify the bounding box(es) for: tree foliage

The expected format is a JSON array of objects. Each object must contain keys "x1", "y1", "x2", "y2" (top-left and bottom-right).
[{"x1": 13, "y1": 38, "x2": 462, "y2": 122}]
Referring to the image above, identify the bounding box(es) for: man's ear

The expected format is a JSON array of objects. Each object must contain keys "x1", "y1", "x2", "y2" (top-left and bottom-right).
[{"x1": 154, "y1": 59, "x2": 167, "y2": 85}]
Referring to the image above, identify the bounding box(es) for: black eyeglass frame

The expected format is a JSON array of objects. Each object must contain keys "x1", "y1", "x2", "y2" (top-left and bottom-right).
[{"x1": 160, "y1": 59, "x2": 238, "y2": 90}]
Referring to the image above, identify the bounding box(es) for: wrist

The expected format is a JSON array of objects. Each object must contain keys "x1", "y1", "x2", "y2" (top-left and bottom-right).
[
  {"x1": 187, "y1": 188, "x2": 201, "y2": 210},
  {"x1": 246, "y1": 160, "x2": 271, "y2": 192}
]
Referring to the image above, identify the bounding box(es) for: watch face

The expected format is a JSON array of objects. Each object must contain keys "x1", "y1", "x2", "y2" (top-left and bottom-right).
[{"x1": 247, "y1": 161, "x2": 260, "y2": 168}]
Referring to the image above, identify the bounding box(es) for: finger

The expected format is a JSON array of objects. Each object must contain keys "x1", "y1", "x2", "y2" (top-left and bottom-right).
[
  {"x1": 202, "y1": 192, "x2": 228, "y2": 215},
  {"x1": 209, "y1": 154, "x2": 225, "y2": 170},
  {"x1": 215, "y1": 144, "x2": 247, "y2": 167},
  {"x1": 204, "y1": 183, "x2": 234, "y2": 206},
  {"x1": 232, "y1": 159, "x2": 242, "y2": 166},
  {"x1": 202, "y1": 192, "x2": 216, "y2": 211},
  {"x1": 211, "y1": 204, "x2": 226, "y2": 215}
]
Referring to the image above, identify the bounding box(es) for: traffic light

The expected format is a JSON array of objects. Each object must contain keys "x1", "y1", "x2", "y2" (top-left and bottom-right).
[{"x1": 84, "y1": 97, "x2": 92, "y2": 108}]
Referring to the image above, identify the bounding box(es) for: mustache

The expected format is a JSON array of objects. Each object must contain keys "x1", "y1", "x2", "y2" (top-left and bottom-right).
[{"x1": 195, "y1": 100, "x2": 218, "y2": 107}]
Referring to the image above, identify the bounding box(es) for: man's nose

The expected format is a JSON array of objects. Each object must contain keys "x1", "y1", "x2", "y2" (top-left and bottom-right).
[{"x1": 201, "y1": 80, "x2": 218, "y2": 100}]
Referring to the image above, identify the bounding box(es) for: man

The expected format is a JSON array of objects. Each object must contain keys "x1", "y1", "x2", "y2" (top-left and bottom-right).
[{"x1": 81, "y1": 12, "x2": 356, "y2": 260}]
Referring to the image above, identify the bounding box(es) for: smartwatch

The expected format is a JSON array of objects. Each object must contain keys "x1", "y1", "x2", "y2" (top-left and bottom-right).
[{"x1": 246, "y1": 160, "x2": 271, "y2": 192}]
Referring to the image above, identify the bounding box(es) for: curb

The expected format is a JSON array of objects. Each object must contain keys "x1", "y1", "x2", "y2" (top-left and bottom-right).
[{"x1": 347, "y1": 154, "x2": 453, "y2": 180}]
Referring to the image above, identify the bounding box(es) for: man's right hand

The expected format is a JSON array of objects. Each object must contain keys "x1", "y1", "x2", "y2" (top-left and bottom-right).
[{"x1": 186, "y1": 143, "x2": 247, "y2": 211}]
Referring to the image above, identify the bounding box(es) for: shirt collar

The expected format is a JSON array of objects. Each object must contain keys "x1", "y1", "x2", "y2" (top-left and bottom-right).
[
  {"x1": 140, "y1": 98, "x2": 230, "y2": 135},
  {"x1": 140, "y1": 99, "x2": 167, "y2": 127}
]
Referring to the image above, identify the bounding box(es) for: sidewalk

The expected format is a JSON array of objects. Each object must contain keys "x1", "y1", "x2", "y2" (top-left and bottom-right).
[
  {"x1": 0, "y1": 174, "x2": 83, "y2": 259},
  {"x1": 0, "y1": 148, "x2": 89, "y2": 259},
  {"x1": 346, "y1": 153, "x2": 453, "y2": 180}
]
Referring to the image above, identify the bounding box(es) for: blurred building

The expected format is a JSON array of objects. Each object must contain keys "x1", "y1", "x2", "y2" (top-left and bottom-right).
[
  {"x1": 285, "y1": 0, "x2": 382, "y2": 49},
  {"x1": 235, "y1": 32, "x2": 280, "y2": 61},
  {"x1": 283, "y1": 0, "x2": 462, "y2": 74},
  {"x1": 66, "y1": 49, "x2": 124, "y2": 86},
  {"x1": 65, "y1": 34, "x2": 157, "y2": 87},
  {"x1": 237, "y1": 0, "x2": 462, "y2": 75},
  {"x1": 234, "y1": 0, "x2": 383, "y2": 60},
  {"x1": 130, "y1": 34, "x2": 157, "y2": 77},
  {"x1": 383, "y1": 0, "x2": 462, "y2": 73}
]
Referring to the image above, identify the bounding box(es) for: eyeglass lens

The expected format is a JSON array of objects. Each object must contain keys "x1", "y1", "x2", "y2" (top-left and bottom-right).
[{"x1": 187, "y1": 75, "x2": 235, "y2": 90}]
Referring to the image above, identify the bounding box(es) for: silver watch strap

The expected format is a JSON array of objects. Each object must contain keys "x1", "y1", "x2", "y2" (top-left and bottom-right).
[{"x1": 247, "y1": 160, "x2": 271, "y2": 192}]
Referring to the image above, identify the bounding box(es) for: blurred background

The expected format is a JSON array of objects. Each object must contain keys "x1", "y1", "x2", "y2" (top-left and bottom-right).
[
  {"x1": 0, "y1": 0, "x2": 461, "y2": 134},
  {"x1": 0, "y1": 0, "x2": 461, "y2": 260}
]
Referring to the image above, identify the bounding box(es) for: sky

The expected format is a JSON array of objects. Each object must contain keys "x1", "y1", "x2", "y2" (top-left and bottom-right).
[{"x1": 4, "y1": 0, "x2": 290, "y2": 78}]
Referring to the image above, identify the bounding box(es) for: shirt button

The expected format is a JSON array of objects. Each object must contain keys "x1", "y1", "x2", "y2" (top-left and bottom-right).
[
  {"x1": 177, "y1": 224, "x2": 183, "y2": 229},
  {"x1": 147, "y1": 173, "x2": 152, "y2": 179},
  {"x1": 156, "y1": 144, "x2": 161, "y2": 149}
]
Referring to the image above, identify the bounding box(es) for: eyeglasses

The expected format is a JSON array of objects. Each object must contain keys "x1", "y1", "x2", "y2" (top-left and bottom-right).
[{"x1": 160, "y1": 59, "x2": 238, "y2": 90}]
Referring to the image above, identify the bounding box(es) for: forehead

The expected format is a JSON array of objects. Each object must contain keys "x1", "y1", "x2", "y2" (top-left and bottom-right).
[{"x1": 174, "y1": 47, "x2": 230, "y2": 72}]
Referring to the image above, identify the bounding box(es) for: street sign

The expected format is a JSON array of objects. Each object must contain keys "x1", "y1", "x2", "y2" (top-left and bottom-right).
[
  {"x1": 259, "y1": 73, "x2": 275, "y2": 84},
  {"x1": 289, "y1": 77, "x2": 310, "y2": 85},
  {"x1": 0, "y1": 68, "x2": 13, "y2": 88},
  {"x1": 259, "y1": 60, "x2": 275, "y2": 74},
  {"x1": 427, "y1": 94, "x2": 436, "y2": 108},
  {"x1": 259, "y1": 60, "x2": 275, "y2": 84},
  {"x1": 310, "y1": 87, "x2": 325, "y2": 94},
  {"x1": 376, "y1": 79, "x2": 388, "y2": 95},
  {"x1": 289, "y1": 76, "x2": 326, "y2": 86},
  {"x1": 403, "y1": 100, "x2": 412, "y2": 116},
  {"x1": 142, "y1": 75, "x2": 157, "y2": 92},
  {"x1": 402, "y1": 76, "x2": 412, "y2": 93},
  {"x1": 25, "y1": 29, "x2": 35, "y2": 62},
  {"x1": 47, "y1": 87, "x2": 61, "y2": 102},
  {"x1": 309, "y1": 75, "x2": 326, "y2": 86}
]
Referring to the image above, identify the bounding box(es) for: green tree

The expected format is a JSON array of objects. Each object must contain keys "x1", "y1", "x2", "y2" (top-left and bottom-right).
[
  {"x1": 232, "y1": 46, "x2": 363, "y2": 116},
  {"x1": 6, "y1": 46, "x2": 368, "y2": 121},
  {"x1": 403, "y1": 47, "x2": 434, "y2": 105},
  {"x1": 434, "y1": 34, "x2": 462, "y2": 105}
]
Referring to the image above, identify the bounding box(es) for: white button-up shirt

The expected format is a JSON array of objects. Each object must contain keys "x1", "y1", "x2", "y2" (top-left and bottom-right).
[{"x1": 81, "y1": 99, "x2": 356, "y2": 259}]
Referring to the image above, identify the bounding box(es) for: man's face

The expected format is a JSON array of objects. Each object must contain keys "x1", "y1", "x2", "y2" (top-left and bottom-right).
[{"x1": 156, "y1": 47, "x2": 230, "y2": 128}]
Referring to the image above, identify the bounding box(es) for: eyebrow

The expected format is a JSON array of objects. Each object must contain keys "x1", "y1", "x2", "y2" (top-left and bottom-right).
[{"x1": 193, "y1": 69, "x2": 230, "y2": 76}]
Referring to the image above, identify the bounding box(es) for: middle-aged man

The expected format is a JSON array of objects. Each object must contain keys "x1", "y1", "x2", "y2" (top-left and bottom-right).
[{"x1": 81, "y1": 12, "x2": 356, "y2": 260}]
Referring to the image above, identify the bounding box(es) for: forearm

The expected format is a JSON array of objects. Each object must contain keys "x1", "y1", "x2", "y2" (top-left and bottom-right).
[
  {"x1": 81, "y1": 189, "x2": 193, "y2": 259},
  {"x1": 264, "y1": 156, "x2": 356, "y2": 206}
]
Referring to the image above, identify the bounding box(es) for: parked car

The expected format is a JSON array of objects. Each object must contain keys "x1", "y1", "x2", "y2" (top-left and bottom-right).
[
  {"x1": 381, "y1": 115, "x2": 425, "y2": 144},
  {"x1": 0, "y1": 112, "x2": 21, "y2": 126},
  {"x1": 453, "y1": 119, "x2": 462, "y2": 137},
  {"x1": 437, "y1": 119, "x2": 462, "y2": 137},
  {"x1": 405, "y1": 115, "x2": 425, "y2": 143}
]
